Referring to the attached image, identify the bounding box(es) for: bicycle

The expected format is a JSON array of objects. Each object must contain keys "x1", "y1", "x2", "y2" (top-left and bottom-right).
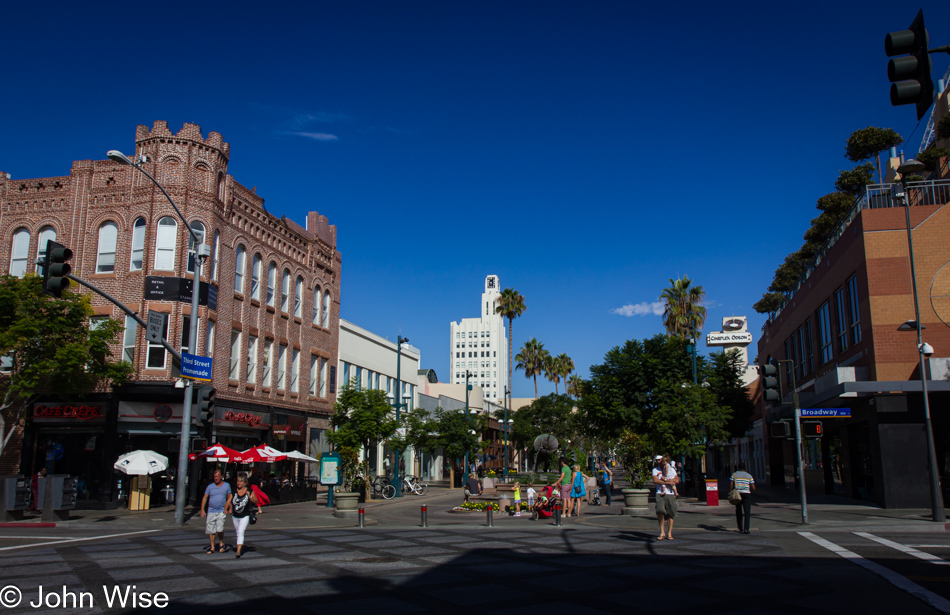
[
  {"x1": 368, "y1": 475, "x2": 396, "y2": 500},
  {"x1": 402, "y1": 475, "x2": 428, "y2": 496}
]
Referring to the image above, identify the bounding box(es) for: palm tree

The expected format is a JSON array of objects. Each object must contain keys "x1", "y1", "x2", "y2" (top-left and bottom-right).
[
  {"x1": 544, "y1": 353, "x2": 561, "y2": 394},
  {"x1": 495, "y1": 287, "x2": 526, "y2": 402},
  {"x1": 660, "y1": 276, "x2": 707, "y2": 341},
  {"x1": 515, "y1": 338, "x2": 546, "y2": 398},
  {"x1": 566, "y1": 374, "x2": 583, "y2": 399},
  {"x1": 557, "y1": 353, "x2": 574, "y2": 390}
]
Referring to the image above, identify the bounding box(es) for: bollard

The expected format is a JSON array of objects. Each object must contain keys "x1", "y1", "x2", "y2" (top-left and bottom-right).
[
  {"x1": 358, "y1": 507, "x2": 365, "y2": 528},
  {"x1": 554, "y1": 503, "x2": 562, "y2": 526},
  {"x1": 421, "y1": 505, "x2": 428, "y2": 528},
  {"x1": 486, "y1": 504, "x2": 494, "y2": 527}
]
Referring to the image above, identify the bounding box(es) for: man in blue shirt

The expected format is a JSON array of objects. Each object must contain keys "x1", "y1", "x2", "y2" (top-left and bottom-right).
[{"x1": 201, "y1": 470, "x2": 232, "y2": 553}]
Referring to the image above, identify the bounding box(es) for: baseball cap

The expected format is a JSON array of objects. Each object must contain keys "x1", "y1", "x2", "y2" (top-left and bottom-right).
[{"x1": 653, "y1": 455, "x2": 663, "y2": 461}]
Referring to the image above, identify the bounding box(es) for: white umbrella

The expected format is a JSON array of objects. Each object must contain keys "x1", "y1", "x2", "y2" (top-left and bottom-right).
[
  {"x1": 284, "y1": 450, "x2": 318, "y2": 462},
  {"x1": 114, "y1": 450, "x2": 169, "y2": 475}
]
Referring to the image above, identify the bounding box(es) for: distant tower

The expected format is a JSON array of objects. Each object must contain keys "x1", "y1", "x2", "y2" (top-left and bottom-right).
[
  {"x1": 449, "y1": 275, "x2": 507, "y2": 401},
  {"x1": 705, "y1": 316, "x2": 758, "y2": 386}
]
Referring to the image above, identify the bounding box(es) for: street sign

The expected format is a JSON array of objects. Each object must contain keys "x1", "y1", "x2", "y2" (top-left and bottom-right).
[
  {"x1": 801, "y1": 408, "x2": 851, "y2": 418},
  {"x1": 146, "y1": 311, "x2": 166, "y2": 343},
  {"x1": 180, "y1": 352, "x2": 213, "y2": 381},
  {"x1": 145, "y1": 276, "x2": 218, "y2": 310}
]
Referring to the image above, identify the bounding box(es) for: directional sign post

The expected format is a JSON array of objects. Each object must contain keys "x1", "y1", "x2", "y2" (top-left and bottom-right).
[
  {"x1": 180, "y1": 352, "x2": 213, "y2": 382},
  {"x1": 800, "y1": 408, "x2": 852, "y2": 418},
  {"x1": 146, "y1": 311, "x2": 166, "y2": 343}
]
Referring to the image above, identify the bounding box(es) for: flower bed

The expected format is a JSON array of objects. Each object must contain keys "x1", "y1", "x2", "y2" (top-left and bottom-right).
[{"x1": 450, "y1": 501, "x2": 500, "y2": 512}]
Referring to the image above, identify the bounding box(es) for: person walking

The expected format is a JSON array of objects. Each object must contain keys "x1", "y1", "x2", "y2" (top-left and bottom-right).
[
  {"x1": 653, "y1": 455, "x2": 677, "y2": 540},
  {"x1": 569, "y1": 464, "x2": 587, "y2": 516},
  {"x1": 730, "y1": 461, "x2": 755, "y2": 534},
  {"x1": 201, "y1": 469, "x2": 232, "y2": 554},
  {"x1": 228, "y1": 472, "x2": 259, "y2": 558},
  {"x1": 598, "y1": 462, "x2": 613, "y2": 506}
]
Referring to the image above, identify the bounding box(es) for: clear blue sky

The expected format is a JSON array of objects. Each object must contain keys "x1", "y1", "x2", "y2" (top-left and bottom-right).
[{"x1": 2, "y1": 1, "x2": 948, "y2": 398}]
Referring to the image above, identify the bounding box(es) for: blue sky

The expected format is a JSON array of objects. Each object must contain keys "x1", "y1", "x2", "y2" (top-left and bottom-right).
[{"x1": 2, "y1": 1, "x2": 948, "y2": 398}]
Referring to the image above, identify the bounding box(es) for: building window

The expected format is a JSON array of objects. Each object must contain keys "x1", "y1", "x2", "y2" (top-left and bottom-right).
[
  {"x1": 154, "y1": 217, "x2": 178, "y2": 270},
  {"x1": 343, "y1": 362, "x2": 350, "y2": 386},
  {"x1": 247, "y1": 335, "x2": 258, "y2": 384},
  {"x1": 817, "y1": 301, "x2": 833, "y2": 365},
  {"x1": 785, "y1": 337, "x2": 796, "y2": 386},
  {"x1": 281, "y1": 269, "x2": 290, "y2": 312},
  {"x1": 229, "y1": 329, "x2": 241, "y2": 380},
  {"x1": 834, "y1": 287, "x2": 848, "y2": 353},
  {"x1": 96, "y1": 221, "x2": 118, "y2": 273},
  {"x1": 313, "y1": 286, "x2": 321, "y2": 325},
  {"x1": 802, "y1": 319, "x2": 815, "y2": 374},
  {"x1": 262, "y1": 340, "x2": 272, "y2": 386},
  {"x1": 267, "y1": 262, "x2": 276, "y2": 307},
  {"x1": 123, "y1": 315, "x2": 137, "y2": 365},
  {"x1": 209, "y1": 230, "x2": 220, "y2": 281},
  {"x1": 234, "y1": 245, "x2": 246, "y2": 293},
  {"x1": 310, "y1": 355, "x2": 318, "y2": 396},
  {"x1": 206, "y1": 320, "x2": 215, "y2": 357},
  {"x1": 294, "y1": 276, "x2": 303, "y2": 318},
  {"x1": 320, "y1": 358, "x2": 328, "y2": 397},
  {"x1": 147, "y1": 315, "x2": 168, "y2": 369},
  {"x1": 187, "y1": 221, "x2": 206, "y2": 274},
  {"x1": 847, "y1": 274, "x2": 862, "y2": 344},
  {"x1": 35, "y1": 226, "x2": 56, "y2": 276},
  {"x1": 130, "y1": 217, "x2": 146, "y2": 271},
  {"x1": 251, "y1": 254, "x2": 262, "y2": 300},
  {"x1": 322, "y1": 291, "x2": 330, "y2": 327},
  {"x1": 291, "y1": 348, "x2": 300, "y2": 393},
  {"x1": 277, "y1": 344, "x2": 287, "y2": 390}
]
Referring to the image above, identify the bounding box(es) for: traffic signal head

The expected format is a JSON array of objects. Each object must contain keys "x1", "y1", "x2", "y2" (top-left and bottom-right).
[
  {"x1": 197, "y1": 386, "x2": 216, "y2": 422},
  {"x1": 41, "y1": 240, "x2": 72, "y2": 298},
  {"x1": 801, "y1": 420, "x2": 823, "y2": 439},
  {"x1": 769, "y1": 421, "x2": 790, "y2": 439},
  {"x1": 886, "y1": 9, "x2": 934, "y2": 120},
  {"x1": 761, "y1": 363, "x2": 781, "y2": 404}
]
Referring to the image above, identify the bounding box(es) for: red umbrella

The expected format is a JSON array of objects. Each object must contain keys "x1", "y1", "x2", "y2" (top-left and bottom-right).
[
  {"x1": 188, "y1": 444, "x2": 243, "y2": 462},
  {"x1": 236, "y1": 444, "x2": 287, "y2": 464}
]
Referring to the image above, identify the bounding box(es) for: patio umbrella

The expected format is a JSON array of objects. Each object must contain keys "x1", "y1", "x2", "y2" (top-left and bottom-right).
[
  {"x1": 189, "y1": 444, "x2": 242, "y2": 462},
  {"x1": 284, "y1": 450, "x2": 318, "y2": 462},
  {"x1": 236, "y1": 444, "x2": 287, "y2": 463},
  {"x1": 114, "y1": 450, "x2": 169, "y2": 475}
]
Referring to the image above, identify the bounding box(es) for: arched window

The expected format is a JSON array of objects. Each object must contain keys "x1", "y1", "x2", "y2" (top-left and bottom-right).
[
  {"x1": 9, "y1": 228, "x2": 29, "y2": 277},
  {"x1": 322, "y1": 290, "x2": 330, "y2": 328},
  {"x1": 295, "y1": 276, "x2": 303, "y2": 317},
  {"x1": 209, "y1": 230, "x2": 220, "y2": 280},
  {"x1": 130, "y1": 217, "x2": 146, "y2": 271},
  {"x1": 187, "y1": 221, "x2": 206, "y2": 274},
  {"x1": 154, "y1": 217, "x2": 178, "y2": 270},
  {"x1": 251, "y1": 254, "x2": 262, "y2": 300},
  {"x1": 35, "y1": 226, "x2": 56, "y2": 275},
  {"x1": 96, "y1": 221, "x2": 118, "y2": 274},
  {"x1": 234, "y1": 245, "x2": 246, "y2": 293},
  {"x1": 267, "y1": 262, "x2": 276, "y2": 307},
  {"x1": 313, "y1": 285, "x2": 321, "y2": 325},
  {"x1": 281, "y1": 269, "x2": 290, "y2": 312}
]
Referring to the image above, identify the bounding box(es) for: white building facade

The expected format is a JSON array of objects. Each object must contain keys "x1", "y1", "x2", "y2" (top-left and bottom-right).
[{"x1": 449, "y1": 275, "x2": 508, "y2": 403}]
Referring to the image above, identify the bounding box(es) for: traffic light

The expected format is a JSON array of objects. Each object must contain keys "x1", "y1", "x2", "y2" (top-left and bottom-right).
[
  {"x1": 769, "y1": 420, "x2": 790, "y2": 439},
  {"x1": 801, "y1": 420, "x2": 823, "y2": 439},
  {"x1": 761, "y1": 362, "x2": 781, "y2": 405},
  {"x1": 886, "y1": 9, "x2": 934, "y2": 120},
  {"x1": 197, "y1": 386, "x2": 216, "y2": 422},
  {"x1": 41, "y1": 240, "x2": 72, "y2": 298}
]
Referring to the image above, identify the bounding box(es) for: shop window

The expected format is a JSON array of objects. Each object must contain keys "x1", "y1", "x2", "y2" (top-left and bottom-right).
[
  {"x1": 187, "y1": 221, "x2": 206, "y2": 274},
  {"x1": 251, "y1": 254, "x2": 261, "y2": 300},
  {"x1": 229, "y1": 329, "x2": 241, "y2": 380},
  {"x1": 234, "y1": 245, "x2": 246, "y2": 293},
  {"x1": 130, "y1": 217, "x2": 146, "y2": 271},
  {"x1": 35, "y1": 226, "x2": 55, "y2": 275},
  {"x1": 154, "y1": 217, "x2": 177, "y2": 270},
  {"x1": 96, "y1": 221, "x2": 117, "y2": 274}
]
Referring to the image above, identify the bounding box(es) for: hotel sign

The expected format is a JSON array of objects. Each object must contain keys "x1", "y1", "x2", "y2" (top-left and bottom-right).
[{"x1": 706, "y1": 332, "x2": 753, "y2": 346}]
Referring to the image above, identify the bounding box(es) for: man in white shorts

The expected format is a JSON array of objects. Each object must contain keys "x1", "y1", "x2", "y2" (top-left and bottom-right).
[
  {"x1": 201, "y1": 470, "x2": 232, "y2": 553},
  {"x1": 653, "y1": 455, "x2": 677, "y2": 540}
]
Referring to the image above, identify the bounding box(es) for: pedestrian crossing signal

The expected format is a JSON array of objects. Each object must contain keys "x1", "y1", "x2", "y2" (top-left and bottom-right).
[
  {"x1": 802, "y1": 420, "x2": 823, "y2": 439},
  {"x1": 769, "y1": 421, "x2": 790, "y2": 438}
]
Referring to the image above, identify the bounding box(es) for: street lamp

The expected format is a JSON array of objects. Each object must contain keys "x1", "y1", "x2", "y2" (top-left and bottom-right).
[
  {"x1": 392, "y1": 335, "x2": 409, "y2": 497},
  {"x1": 503, "y1": 386, "x2": 510, "y2": 478},
  {"x1": 896, "y1": 158, "x2": 944, "y2": 522},
  {"x1": 464, "y1": 371, "x2": 474, "y2": 476},
  {"x1": 108, "y1": 150, "x2": 208, "y2": 527}
]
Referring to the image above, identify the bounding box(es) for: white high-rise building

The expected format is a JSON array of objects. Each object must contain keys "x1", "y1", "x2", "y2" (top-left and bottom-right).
[{"x1": 450, "y1": 275, "x2": 508, "y2": 403}]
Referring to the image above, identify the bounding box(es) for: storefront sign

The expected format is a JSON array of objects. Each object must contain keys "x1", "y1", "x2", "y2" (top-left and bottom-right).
[
  {"x1": 33, "y1": 404, "x2": 104, "y2": 422},
  {"x1": 223, "y1": 411, "x2": 263, "y2": 427},
  {"x1": 145, "y1": 276, "x2": 218, "y2": 311},
  {"x1": 154, "y1": 405, "x2": 173, "y2": 422},
  {"x1": 706, "y1": 332, "x2": 753, "y2": 346},
  {"x1": 272, "y1": 417, "x2": 305, "y2": 441}
]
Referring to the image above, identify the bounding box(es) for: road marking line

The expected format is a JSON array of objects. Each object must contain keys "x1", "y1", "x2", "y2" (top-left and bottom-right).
[
  {"x1": 855, "y1": 532, "x2": 950, "y2": 566},
  {"x1": 0, "y1": 529, "x2": 160, "y2": 552},
  {"x1": 0, "y1": 536, "x2": 64, "y2": 540},
  {"x1": 799, "y1": 532, "x2": 950, "y2": 615},
  {"x1": 908, "y1": 545, "x2": 950, "y2": 549}
]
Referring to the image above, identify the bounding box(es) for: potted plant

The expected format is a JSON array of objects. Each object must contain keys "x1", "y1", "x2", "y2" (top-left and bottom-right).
[
  {"x1": 482, "y1": 469, "x2": 497, "y2": 490},
  {"x1": 618, "y1": 431, "x2": 651, "y2": 513},
  {"x1": 333, "y1": 446, "x2": 361, "y2": 514}
]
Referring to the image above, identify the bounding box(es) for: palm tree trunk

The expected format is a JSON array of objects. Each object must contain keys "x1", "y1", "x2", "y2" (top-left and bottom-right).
[
  {"x1": 508, "y1": 320, "x2": 514, "y2": 406},
  {"x1": 533, "y1": 375, "x2": 538, "y2": 399}
]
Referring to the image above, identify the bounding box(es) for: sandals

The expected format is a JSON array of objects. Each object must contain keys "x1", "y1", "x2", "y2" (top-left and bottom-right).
[
  {"x1": 206, "y1": 547, "x2": 215, "y2": 554},
  {"x1": 218, "y1": 546, "x2": 226, "y2": 553}
]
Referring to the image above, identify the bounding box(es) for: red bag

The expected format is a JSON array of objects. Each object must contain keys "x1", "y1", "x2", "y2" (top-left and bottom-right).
[{"x1": 250, "y1": 484, "x2": 270, "y2": 506}]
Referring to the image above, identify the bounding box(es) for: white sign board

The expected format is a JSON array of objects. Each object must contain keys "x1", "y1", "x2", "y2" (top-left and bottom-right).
[{"x1": 706, "y1": 332, "x2": 753, "y2": 346}]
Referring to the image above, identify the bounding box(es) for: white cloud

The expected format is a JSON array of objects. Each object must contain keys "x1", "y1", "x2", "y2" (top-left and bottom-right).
[
  {"x1": 289, "y1": 132, "x2": 339, "y2": 142},
  {"x1": 294, "y1": 112, "x2": 353, "y2": 126},
  {"x1": 611, "y1": 301, "x2": 664, "y2": 317}
]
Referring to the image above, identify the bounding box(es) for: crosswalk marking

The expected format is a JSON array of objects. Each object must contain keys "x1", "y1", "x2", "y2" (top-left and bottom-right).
[
  {"x1": 0, "y1": 529, "x2": 160, "y2": 552},
  {"x1": 799, "y1": 532, "x2": 950, "y2": 615},
  {"x1": 855, "y1": 532, "x2": 950, "y2": 566}
]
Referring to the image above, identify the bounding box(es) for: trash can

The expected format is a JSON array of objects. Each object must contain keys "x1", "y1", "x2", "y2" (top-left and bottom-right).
[{"x1": 705, "y1": 478, "x2": 719, "y2": 506}]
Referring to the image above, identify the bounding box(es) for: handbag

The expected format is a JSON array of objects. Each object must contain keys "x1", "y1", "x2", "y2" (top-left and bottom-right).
[
  {"x1": 249, "y1": 510, "x2": 258, "y2": 525},
  {"x1": 727, "y1": 476, "x2": 743, "y2": 505}
]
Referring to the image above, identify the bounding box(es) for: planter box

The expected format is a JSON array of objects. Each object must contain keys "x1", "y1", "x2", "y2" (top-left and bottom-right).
[{"x1": 621, "y1": 488, "x2": 650, "y2": 516}]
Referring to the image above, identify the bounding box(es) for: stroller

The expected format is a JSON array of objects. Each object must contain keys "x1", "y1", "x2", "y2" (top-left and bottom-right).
[{"x1": 531, "y1": 485, "x2": 560, "y2": 520}]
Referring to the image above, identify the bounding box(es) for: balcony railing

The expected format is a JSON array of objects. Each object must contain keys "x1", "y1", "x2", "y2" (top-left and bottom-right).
[{"x1": 765, "y1": 177, "x2": 950, "y2": 327}]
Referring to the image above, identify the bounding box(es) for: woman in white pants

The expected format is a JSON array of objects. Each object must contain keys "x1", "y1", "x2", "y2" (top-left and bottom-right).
[{"x1": 228, "y1": 472, "x2": 259, "y2": 558}]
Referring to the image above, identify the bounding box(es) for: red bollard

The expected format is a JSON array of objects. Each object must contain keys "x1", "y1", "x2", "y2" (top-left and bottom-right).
[
  {"x1": 421, "y1": 505, "x2": 428, "y2": 527},
  {"x1": 358, "y1": 507, "x2": 365, "y2": 527}
]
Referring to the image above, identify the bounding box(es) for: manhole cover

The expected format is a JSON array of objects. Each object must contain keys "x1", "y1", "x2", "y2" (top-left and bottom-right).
[{"x1": 357, "y1": 557, "x2": 399, "y2": 563}]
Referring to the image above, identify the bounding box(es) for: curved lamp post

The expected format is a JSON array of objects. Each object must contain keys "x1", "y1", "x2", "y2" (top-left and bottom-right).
[
  {"x1": 897, "y1": 158, "x2": 945, "y2": 522},
  {"x1": 108, "y1": 150, "x2": 209, "y2": 527}
]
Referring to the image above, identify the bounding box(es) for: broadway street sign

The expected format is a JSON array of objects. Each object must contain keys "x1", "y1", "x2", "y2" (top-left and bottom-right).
[{"x1": 800, "y1": 408, "x2": 852, "y2": 418}]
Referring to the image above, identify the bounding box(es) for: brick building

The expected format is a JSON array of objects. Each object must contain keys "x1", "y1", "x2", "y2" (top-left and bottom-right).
[
  {"x1": 0, "y1": 121, "x2": 342, "y2": 507},
  {"x1": 757, "y1": 161, "x2": 950, "y2": 508}
]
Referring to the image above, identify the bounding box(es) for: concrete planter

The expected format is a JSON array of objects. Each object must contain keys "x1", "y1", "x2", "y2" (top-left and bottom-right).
[
  {"x1": 621, "y1": 488, "x2": 651, "y2": 516},
  {"x1": 333, "y1": 491, "x2": 360, "y2": 518},
  {"x1": 482, "y1": 477, "x2": 496, "y2": 491}
]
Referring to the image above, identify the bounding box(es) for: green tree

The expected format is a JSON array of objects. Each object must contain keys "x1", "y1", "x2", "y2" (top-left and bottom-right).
[
  {"x1": 834, "y1": 163, "x2": 875, "y2": 198},
  {"x1": 495, "y1": 287, "x2": 526, "y2": 408},
  {"x1": 565, "y1": 374, "x2": 583, "y2": 399},
  {"x1": 752, "y1": 292, "x2": 785, "y2": 315},
  {"x1": 706, "y1": 348, "x2": 756, "y2": 438},
  {"x1": 845, "y1": 126, "x2": 903, "y2": 184},
  {"x1": 435, "y1": 407, "x2": 483, "y2": 473},
  {"x1": 917, "y1": 147, "x2": 950, "y2": 171},
  {"x1": 401, "y1": 407, "x2": 441, "y2": 472},
  {"x1": 660, "y1": 276, "x2": 706, "y2": 341},
  {"x1": 509, "y1": 393, "x2": 575, "y2": 452},
  {"x1": 515, "y1": 338, "x2": 546, "y2": 398},
  {"x1": 327, "y1": 382, "x2": 399, "y2": 484},
  {"x1": 647, "y1": 379, "x2": 730, "y2": 458},
  {"x1": 0, "y1": 275, "x2": 133, "y2": 456}
]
